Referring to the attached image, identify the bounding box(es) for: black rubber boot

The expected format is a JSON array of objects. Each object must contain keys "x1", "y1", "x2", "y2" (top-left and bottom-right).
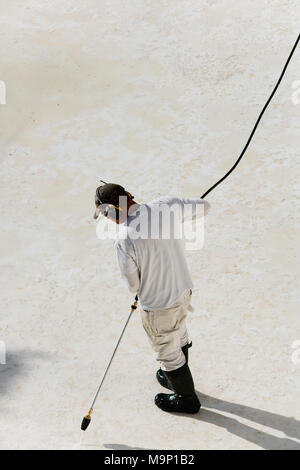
[
  {"x1": 156, "y1": 342, "x2": 192, "y2": 390},
  {"x1": 155, "y1": 363, "x2": 201, "y2": 413}
]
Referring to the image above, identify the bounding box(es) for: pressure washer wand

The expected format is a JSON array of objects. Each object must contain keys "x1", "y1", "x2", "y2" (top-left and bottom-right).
[{"x1": 81, "y1": 295, "x2": 139, "y2": 431}]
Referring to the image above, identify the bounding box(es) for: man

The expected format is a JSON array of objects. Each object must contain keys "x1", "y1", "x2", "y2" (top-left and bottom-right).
[{"x1": 94, "y1": 182, "x2": 210, "y2": 414}]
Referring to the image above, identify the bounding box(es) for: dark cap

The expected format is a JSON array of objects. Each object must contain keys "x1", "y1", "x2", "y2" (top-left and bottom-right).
[{"x1": 97, "y1": 183, "x2": 128, "y2": 207}]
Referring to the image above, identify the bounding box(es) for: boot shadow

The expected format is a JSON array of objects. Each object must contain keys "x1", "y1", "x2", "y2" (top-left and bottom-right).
[{"x1": 180, "y1": 390, "x2": 300, "y2": 450}]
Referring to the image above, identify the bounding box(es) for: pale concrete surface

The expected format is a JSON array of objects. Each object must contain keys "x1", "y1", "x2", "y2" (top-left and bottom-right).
[{"x1": 0, "y1": 0, "x2": 299, "y2": 450}]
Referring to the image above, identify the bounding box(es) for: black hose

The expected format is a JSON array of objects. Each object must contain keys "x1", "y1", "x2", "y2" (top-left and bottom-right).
[{"x1": 201, "y1": 33, "x2": 300, "y2": 200}]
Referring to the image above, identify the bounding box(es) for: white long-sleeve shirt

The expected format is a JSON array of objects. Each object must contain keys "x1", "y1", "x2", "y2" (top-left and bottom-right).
[{"x1": 114, "y1": 196, "x2": 209, "y2": 310}]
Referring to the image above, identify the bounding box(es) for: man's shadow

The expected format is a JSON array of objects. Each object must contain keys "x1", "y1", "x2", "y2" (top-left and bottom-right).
[
  {"x1": 183, "y1": 391, "x2": 300, "y2": 450},
  {"x1": 104, "y1": 393, "x2": 300, "y2": 451}
]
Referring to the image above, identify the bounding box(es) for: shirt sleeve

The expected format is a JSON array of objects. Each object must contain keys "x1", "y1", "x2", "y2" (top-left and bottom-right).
[
  {"x1": 153, "y1": 196, "x2": 210, "y2": 221},
  {"x1": 115, "y1": 238, "x2": 140, "y2": 293}
]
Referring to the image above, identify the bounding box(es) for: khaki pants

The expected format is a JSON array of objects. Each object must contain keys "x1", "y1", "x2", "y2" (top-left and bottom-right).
[{"x1": 141, "y1": 289, "x2": 192, "y2": 372}]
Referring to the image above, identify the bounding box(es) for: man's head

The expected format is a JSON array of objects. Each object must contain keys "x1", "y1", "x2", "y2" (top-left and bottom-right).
[{"x1": 93, "y1": 182, "x2": 135, "y2": 224}]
